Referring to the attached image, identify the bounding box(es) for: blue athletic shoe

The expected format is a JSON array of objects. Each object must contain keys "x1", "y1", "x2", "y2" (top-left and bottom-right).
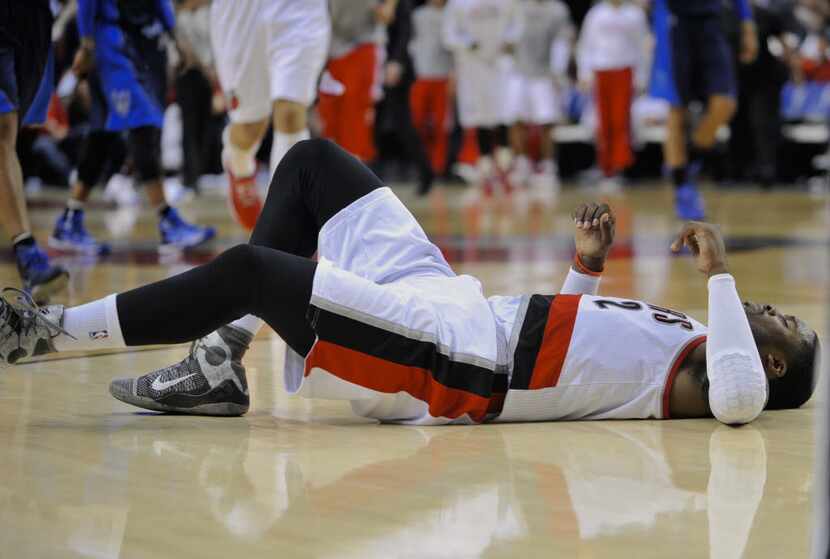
[
  {"x1": 49, "y1": 210, "x2": 112, "y2": 256},
  {"x1": 674, "y1": 182, "x2": 706, "y2": 221},
  {"x1": 14, "y1": 242, "x2": 69, "y2": 304},
  {"x1": 158, "y1": 207, "x2": 216, "y2": 254}
]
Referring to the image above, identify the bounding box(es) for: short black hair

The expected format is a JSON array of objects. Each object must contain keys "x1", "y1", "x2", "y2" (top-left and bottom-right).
[{"x1": 766, "y1": 332, "x2": 821, "y2": 410}]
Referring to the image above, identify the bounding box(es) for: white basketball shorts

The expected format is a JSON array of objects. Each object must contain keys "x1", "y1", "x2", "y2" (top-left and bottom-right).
[
  {"x1": 505, "y1": 74, "x2": 562, "y2": 125},
  {"x1": 210, "y1": 0, "x2": 330, "y2": 123},
  {"x1": 282, "y1": 187, "x2": 508, "y2": 425}
]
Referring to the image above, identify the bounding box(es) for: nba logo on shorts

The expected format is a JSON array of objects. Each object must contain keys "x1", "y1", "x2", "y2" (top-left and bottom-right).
[
  {"x1": 229, "y1": 90, "x2": 240, "y2": 111},
  {"x1": 112, "y1": 90, "x2": 131, "y2": 116},
  {"x1": 89, "y1": 330, "x2": 109, "y2": 340}
]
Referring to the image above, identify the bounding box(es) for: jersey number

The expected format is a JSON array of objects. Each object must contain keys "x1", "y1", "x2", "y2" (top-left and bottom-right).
[{"x1": 593, "y1": 299, "x2": 694, "y2": 331}]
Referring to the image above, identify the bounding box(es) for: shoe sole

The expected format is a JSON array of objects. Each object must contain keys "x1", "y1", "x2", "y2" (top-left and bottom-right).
[
  {"x1": 110, "y1": 379, "x2": 248, "y2": 417},
  {"x1": 227, "y1": 189, "x2": 260, "y2": 232},
  {"x1": 157, "y1": 229, "x2": 216, "y2": 255},
  {"x1": 29, "y1": 271, "x2": 69, "y2": 304}
]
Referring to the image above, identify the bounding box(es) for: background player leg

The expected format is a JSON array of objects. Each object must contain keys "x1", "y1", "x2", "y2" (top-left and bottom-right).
[
  {"x1": 0, "y1": 111, "x2": 68, "y2": 301},
  {"x1": 270, "y1": 100, "x2": 310, "y2": 177},
  {"x1": 50, "y1": 130, "x2": 121, "y2": 255},
  {"x1": 127, "y1": 127, "x2": 216, "y2": 254}
]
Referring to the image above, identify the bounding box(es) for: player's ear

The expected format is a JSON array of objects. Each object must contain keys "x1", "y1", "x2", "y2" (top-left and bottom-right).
[{"x1": 763, "y1": 352, "x2": 787, "y2": 379}]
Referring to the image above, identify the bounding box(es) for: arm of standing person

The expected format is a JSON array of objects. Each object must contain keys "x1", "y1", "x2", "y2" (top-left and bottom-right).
[
  {"x1": 576, "y1": 7, "x2": 597, "y2": 89},
  {"x1": 550, "y1": 5, "x2": 575, "y2": 82},
  {"x1": 73, "y1": 0, "x2": 99, "y2": 75},
  {"x1": 443, "y1": 0, "x2": 476, "y2": 52},
  {"x1": 631, "y1": 5, "x2": 651, "y2": 92},
  {"x1": 501, "y1": 0, "x2": 523, "y2": 54},
  {"x1": 561, "y1": 202, "x2": 616, "y2": 295},
  {"x1": 671, "y1": 222, "x2": 768, "y2": 425},
  {"x1": 734, "y1": 0, "x2": 759, "y2": 64},
  {"x1": 385, "y1": 0, "x2": 412, "y2": 87}
]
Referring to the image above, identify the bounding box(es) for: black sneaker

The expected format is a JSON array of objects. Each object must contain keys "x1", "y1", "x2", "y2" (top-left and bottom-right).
[{"x1": 109, "y1": 325, "x2": 252, "y2": 416}]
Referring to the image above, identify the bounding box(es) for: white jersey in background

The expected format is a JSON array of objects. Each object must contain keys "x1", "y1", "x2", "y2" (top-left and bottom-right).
[
  {"x1": 514, "y1": 0, "x2": 573, "y2": 78},
  {"x1": 506, "y1": 0, "x2": 574, "y2": 124},
  {"x1": 210, "y1": 0, "x2": 330, "y2": 122},
  {"x1": 410, "y1": 4, "x2": 453, "y2": 79},
  {"x1": 577, "y1": 0, "x2": 650, "y2": 86},
  {"x1": 491, "y1": 293, "x2": 707, "y2": 422},
  {"x1": 444, "y1": 0, "x2": 522, "y2": 127}
]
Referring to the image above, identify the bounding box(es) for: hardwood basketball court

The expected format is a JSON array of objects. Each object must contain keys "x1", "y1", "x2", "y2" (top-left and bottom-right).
[{"x1": 0, "y1": 183, "x2": 826, "y2": 558}]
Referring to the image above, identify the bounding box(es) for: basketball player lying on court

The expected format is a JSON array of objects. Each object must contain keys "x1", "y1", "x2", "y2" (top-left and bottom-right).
[{"x1": 0, "y1": 140, "x2": 820, "y2": 425}]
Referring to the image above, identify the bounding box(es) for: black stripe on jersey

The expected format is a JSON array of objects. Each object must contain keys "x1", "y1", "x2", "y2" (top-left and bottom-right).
[
  {"x1": 309, "y1": 305, "x2": 498, "y2": 399},
  {"x1": 510, "y1": 294, "x2": 554, "y2": 390}
]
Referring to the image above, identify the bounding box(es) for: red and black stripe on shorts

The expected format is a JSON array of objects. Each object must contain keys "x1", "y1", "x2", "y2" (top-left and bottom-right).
[{"x1": 304, "y1": 304, "x2": 508, "y2": 422}]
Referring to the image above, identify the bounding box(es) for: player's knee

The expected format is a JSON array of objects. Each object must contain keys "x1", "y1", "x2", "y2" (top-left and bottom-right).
[
  {"x1": 284, "y1": 137, "x2": 336, "y2": 168},
  {"x1": 222, "y1": 244, "x2": 260, "y2": 277},
  {"x1": 129, "y1": 127, "x2": 163, "y2": 183}
]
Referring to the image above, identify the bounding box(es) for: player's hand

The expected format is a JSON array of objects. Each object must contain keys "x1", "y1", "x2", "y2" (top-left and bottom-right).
[
  {"x1": 384, "y1": 61, "x2": 403, "y2": 87},
  {"x1": 671, "y1": 221, "x2": 729, "y2": 277},
  {"x1": 72, "y1": 39, "x2": 96, "y2": 76},
  {"x1": 572, "y1": 202, "x2": 615, "y2": 270},
  {"x1": 739, "y1": 21, "x2": 759, "y2": 64}
]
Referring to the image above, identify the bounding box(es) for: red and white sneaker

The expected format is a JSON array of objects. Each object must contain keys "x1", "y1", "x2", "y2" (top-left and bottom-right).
[{"x1": 226, "y1": 168, "x2": 262, "y2": 232}]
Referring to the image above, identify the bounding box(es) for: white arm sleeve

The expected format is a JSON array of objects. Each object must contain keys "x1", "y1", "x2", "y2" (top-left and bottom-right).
[
  {"x1": 560, "y1": 267, "x2": 600, "y2": 296},
  {"x1": 706, "y1": 274, "x2": 768, "y2": 425}
]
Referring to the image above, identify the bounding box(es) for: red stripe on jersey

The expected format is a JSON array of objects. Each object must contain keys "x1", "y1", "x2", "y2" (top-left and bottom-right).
[
  {"x1": 529, "y1": 294, "x2": 582, "y2": 389},
  {"x1": 661, "y1": 335, "x2": 708, "y2": 419},
  {"x1": 305, "y1": 340, "x2": 492, "y2": 422}
]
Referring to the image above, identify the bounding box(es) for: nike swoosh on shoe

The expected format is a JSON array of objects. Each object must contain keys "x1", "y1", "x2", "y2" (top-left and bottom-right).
[{"x1": 151, "y1": 373, "x2": 198, "y2": 392}]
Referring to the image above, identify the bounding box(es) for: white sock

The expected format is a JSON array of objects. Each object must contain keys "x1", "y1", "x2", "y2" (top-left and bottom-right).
[
  {"x1": 476, "y1": 155, "x2": 494, "y2": 181},
  {"x1": 54, "y1": 294, "x2": 126, "y2": 352},
  {"x1": 495, "y1": 146, "x2": 513, "y2": 172},
  {"x1": 222, "y1": 127, "x2": 260, "y2": 178},
  {"x1": 231, "y1": 314, "x2": 264, "y2": 337},
  {"x1": 270, "y1": 129, "x2": 309, "y2": 179}
]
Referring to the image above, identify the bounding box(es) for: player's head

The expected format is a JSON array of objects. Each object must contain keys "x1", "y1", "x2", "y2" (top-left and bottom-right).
[{"x1": 743, "y1": 301, "x2": 820, "y2": 410}]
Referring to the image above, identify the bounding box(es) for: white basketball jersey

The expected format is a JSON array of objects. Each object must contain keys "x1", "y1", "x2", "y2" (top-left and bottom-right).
[{"x1": 494, "y1": 294, "x2": 707, "y2": 422}]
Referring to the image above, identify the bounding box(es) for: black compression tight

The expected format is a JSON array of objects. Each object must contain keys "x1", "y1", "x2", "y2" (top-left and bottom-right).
[{"x1": 116, "y1": 139, "x2": 385, "y2": 356}]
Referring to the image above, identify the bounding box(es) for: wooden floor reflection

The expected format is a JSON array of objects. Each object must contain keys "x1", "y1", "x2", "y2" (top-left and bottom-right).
[{"x1": 0, "y1": 183, "x2": 827, "y2": 558}]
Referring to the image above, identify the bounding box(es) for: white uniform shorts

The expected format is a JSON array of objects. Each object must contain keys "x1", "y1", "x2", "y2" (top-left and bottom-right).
[
  {"x1": 505, "y1": 74, "x2": 562, "y2": 125},
  {"x1": 210, "y1": 0, "x2": 330, "y2": 123},
  {"x1": 283, "y1": 188, "x2": 507, "y2": 425},
  {"x1": 454, "y1": 53, "x2": 509, "y2": 128}
]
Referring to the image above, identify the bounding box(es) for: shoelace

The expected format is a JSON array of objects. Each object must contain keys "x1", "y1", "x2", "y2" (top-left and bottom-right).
[{"x1": 0, "y1": 287, "x2": 75, "y2": 345}]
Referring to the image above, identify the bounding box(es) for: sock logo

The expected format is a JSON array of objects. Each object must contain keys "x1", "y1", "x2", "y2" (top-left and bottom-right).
[{"x1": 89, "y1": 330, "x2": 109, "y2": 340}]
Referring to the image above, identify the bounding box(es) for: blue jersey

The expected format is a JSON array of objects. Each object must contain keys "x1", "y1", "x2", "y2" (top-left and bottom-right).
[
  {"x1": 77, "y1": 0, "x2": 175, "y2": 131},
  {"x1": 77, "y1": 0, "x2": 175, "y2": 39},
  {"x1": 666, "y1": 0, "x2": 752, "y2": 21}
]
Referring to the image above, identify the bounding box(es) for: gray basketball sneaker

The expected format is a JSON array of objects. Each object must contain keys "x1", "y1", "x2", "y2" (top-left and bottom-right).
[
  {"x1": 0, "y1": 287, "x2": 65, "y2": 370},
  {"x1": 109, "y1": 325, "x2": 253, "y2": 416}
]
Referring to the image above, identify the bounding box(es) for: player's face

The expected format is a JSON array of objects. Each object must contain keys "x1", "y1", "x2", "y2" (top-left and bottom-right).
[{"x1": 743, "y1": 301, "x2": 808, "y2": 373}]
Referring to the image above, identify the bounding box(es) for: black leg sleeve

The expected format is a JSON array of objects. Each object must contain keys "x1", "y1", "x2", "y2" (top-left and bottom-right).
[
  {"x1": 249, "y1": 139, "x2": 385, "y2": 255},
  {"x1": 116, "y1": 245, "x2": 318, "y2": 356}
]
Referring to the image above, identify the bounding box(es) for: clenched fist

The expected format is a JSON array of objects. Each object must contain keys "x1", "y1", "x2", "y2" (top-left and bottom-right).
[
  {"x1": 572, "y1": 202, "x2": 615, "y2": 272},
  {"x1": 670, "y1": 221, "x2": 729, "y2": 277}
]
